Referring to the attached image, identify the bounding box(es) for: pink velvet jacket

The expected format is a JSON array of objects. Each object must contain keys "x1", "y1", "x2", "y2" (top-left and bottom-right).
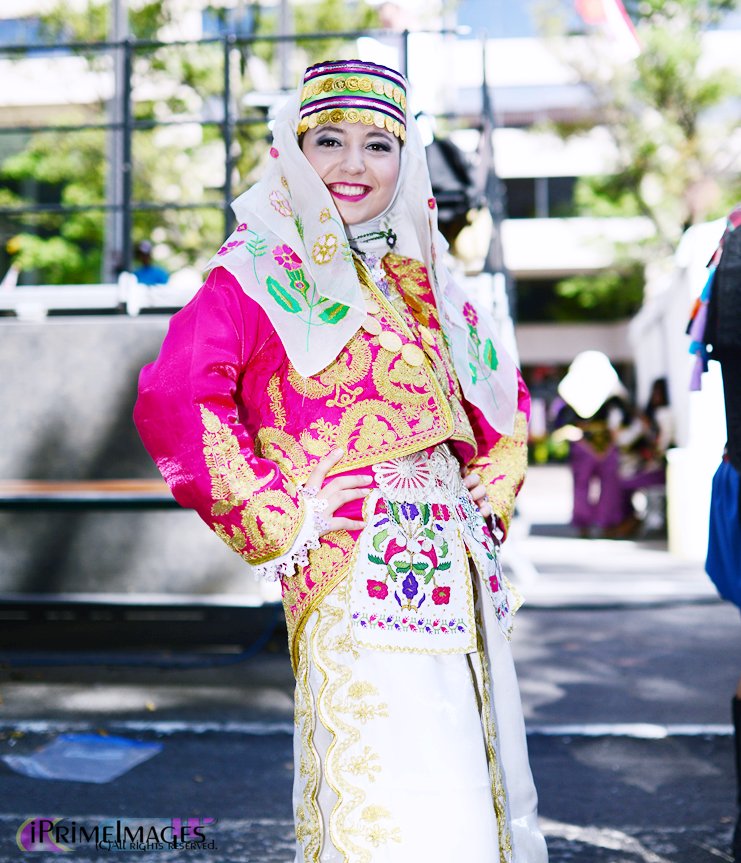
[{"x1": 134, "y1": 254, "x2": 530, "y2": 668}]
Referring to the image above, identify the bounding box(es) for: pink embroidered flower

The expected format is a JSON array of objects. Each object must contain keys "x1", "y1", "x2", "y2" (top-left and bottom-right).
[
  {"x1": 319, "y1": 207, "x2": 331, "y2": 223},
  {"x1": 462, "y1": 302, "x2": 478, "y2": 327},
  {"x1": 269, "y1": 190, "x2": 292, "y2": 217},
  {"x1": 432, "y1": 586, "x2": 451, "y2": 606},
  {"x1": 428, "y1": 197, "x2": 436, "y2": 209},
  {"x1": 431, "y1": 503, "x2": 450, "y2": 521},
  {"x1": 489, "y1": 574, "x2": 500, "y2": 593},
  {"x1": 217, "y1": 239, "x2": 244, "y2": 256},
  {"x1": 366, "y1": 579, "x2": 388, "y2": 599},
  {"x1": 236, "y1": 222, "x2": 249, "y2": 231},
  {"x1": 270, "y1": 147, "x2": 279, "y2": 158},
  {"x1": 272, "y1": 244, "x2": 302, "y2": 270}
]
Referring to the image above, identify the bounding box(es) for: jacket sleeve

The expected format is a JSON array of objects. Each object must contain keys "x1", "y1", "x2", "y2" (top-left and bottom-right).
[
  {"x1": 133, "y1": 266, "x2": 306, "y2": 566},
  {"x1": 464, "y1": 371, "x2": 531, "y2": 540}
]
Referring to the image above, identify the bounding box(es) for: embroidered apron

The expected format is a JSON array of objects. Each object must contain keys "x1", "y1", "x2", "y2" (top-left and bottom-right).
[{"x1": 348, "y1": 444, "x2": 514, "y2": 653}]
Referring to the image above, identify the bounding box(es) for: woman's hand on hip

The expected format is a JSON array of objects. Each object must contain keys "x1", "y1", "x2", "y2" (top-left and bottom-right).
[
  {"x1": 304, "y1": 448, "x2": 372, "y2": 535},
  {"x1": 462, "y1": 469, "x2": 492, "y2": 519}
]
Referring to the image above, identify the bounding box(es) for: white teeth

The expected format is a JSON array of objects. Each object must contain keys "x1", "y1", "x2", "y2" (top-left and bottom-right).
[{"x1": 332, "y1": 184, "x2": 367, "y2": 196}]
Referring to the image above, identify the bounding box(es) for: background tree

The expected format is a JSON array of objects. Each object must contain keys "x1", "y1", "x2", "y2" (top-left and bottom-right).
[
  {"x1": 0, "y1": 0, "x2": 378, "y2": 284},
  {"x1": 544, "y1": 0, "x2": 741, "y2": 317}
]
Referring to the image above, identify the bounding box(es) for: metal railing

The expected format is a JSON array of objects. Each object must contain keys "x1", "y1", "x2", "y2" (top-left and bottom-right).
[{"x1": 0, "y1": 27, "x2": 473, "y2": 279}]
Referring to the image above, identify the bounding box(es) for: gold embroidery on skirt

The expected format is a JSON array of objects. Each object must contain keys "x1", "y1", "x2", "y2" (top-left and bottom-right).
[
  {"x1": 313, "y1": 584, "x2": 401, "y2": 861},
  {"x1": 295, "y1": 622, "x2": 323, "y2": 861},
  {"x1": 472, "y1": 579, "x2": 513, "y2": 862}
]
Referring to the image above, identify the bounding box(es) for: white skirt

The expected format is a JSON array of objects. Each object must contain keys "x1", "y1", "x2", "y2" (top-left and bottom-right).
[{"x1": 291, "y1": 566, "x2": 548, "y2": 863}]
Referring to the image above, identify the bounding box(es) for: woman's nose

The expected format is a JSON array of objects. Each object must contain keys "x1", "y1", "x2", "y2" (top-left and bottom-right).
[{"x1": 341, "y1": 147, "x2": 365, "y2": 174}]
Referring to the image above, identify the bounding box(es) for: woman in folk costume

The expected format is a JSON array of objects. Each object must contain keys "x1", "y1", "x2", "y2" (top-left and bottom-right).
[{"x1": 134, "y1": 59, "x2": 547, "y2": 862}]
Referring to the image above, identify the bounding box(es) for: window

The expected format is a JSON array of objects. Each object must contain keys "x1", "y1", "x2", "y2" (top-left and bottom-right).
[{"x1": 502, "y1": 176, "x2": 577, "y2": 219}]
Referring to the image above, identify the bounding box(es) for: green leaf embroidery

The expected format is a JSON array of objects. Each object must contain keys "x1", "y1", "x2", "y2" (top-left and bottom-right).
[
  {"x1": 412, "y1": 562, "x2": 428, "y2": 573},
  {"x1": 469, "y1": 362, "x2": 478, "y2": 384},
  {"x1": 483, "y1": 338, "x2": 499, "y2": 370},
  {"x1": 394, "y1": 561, "x2": 411, "y2": 572},
  {"x1": 372, "y1": 529, "x2": 389, "y2": 552},
  {"x1": 294, "y1": 214, "x2": 304, "y2": 241},
  {"x1": 288, "y1": 268, "x2": 309, "y2": 299},
  {"x1": 440, "y1": 540, "x2": 449, "y2": 557},
  {"x1": 266, "y1": 275, "x2": 301, "y2": 314},
  {"x1": 367, "y1": 553, "x2": 385, "y2": 565},
  {"x1": 437, "y1": 561, "x2": 452, "y2": 571},
  {"x1": 423, "y1": 570, "x2": 435, "y2": 584},
  {"x1": 245, "y1": 236, "x2": 267, "y2": 257},
  {"x1": 318, "y1": 302, "x2": 350, "y2": 325}
]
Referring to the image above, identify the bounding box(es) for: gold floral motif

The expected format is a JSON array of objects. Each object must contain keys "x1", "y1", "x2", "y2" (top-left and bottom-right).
[
  {"x1": 344, "y1": 746, "x2": 381, "y2": 782},
  {"x1": 267, "y1": 374, "x2": 287, "y2": 430},
  {"x1": 471, "y1": 410, "x2": 529, "y2": 535},
  {"x1": 312, "y1": 233, "x2": 339, "y2": 265},
  {"x1": 312, "y1": 590, "x2": 401, "y2": 863},
  {"x1": 286, "y1": 531, "x2": 356, "y2": 672},
  {"x1": 287, "y1": 336, "x2": 372, "y2": 409},
  {"x1": 354, "y1": 414, "x2": 398, "y2": 452},
  {"x1": 371, "y1": 349, "x2": 435, "y2": 417},
  {"x1": 383, "y1": 254, "x2": 438, "y2": 329},
  {"x1": 256, "y1": 426, "x2": 309, "y2": 477},
  {"x1": 239, "y1": 488, "x2": 304, "y2": 564},
  {"x1": 200, "y1": 405, "x2": 262, "y2": 515}
]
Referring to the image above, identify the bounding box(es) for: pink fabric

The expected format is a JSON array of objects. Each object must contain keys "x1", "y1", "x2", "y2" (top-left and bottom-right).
[{"x1": 135, "y1": 265, "x2": 529, "y2": 567}]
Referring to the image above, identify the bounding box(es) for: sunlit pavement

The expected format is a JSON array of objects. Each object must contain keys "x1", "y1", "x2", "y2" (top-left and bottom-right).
[{"x1": 0, "y1": 465, "x2": 739, "y2": 862}]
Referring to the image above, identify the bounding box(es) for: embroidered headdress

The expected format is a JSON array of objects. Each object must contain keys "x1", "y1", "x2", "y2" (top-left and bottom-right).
[
  {"x1": 298, "y1": 59, "x2": 407, "y2": 142},
  {"x1": 206, "y1": 59, "x2": 518, "y2": 435}
]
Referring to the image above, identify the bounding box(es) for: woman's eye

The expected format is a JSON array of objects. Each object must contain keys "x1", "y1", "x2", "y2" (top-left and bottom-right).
[
  {"x1": 368, "y1": 142, "x2": 392, "y2": 152},
  {"x1": 316, "y1": 137, "x2": 340, "y2": 147}
]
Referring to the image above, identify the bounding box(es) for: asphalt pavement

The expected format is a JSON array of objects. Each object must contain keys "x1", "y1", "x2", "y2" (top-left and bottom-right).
[{"x1": 1, "y1": 465, "x2": 739, "y2": 863}]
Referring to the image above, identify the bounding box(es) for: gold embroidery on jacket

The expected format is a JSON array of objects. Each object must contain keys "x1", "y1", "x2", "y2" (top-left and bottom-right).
[
  {"x1": 200, "y1": 405, "x2": 304, "y2": 564},
  {"x1": 267, "y1": 374, "x2": 287, "y2": 430},
  {"x1": 287, "y1": 336, "x2": 372, "y2": 408},
  {"x1": 472, "y1": 410, "x2": 529, "y2": 533},
  {"x1": 240, "y1": 488, "x2": 304, "y2": 564},
  {"x1": 256, "y1": 426, "x2": 310, "y2": 475},
  {"x1": 200, "y1": 405, "x2": 261, "y2": 515}
]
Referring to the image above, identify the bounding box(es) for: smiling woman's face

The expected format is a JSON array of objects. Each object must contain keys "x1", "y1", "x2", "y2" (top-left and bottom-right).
[{"x1": 300, "y1": 122, "x2": 402, "y2": 225}]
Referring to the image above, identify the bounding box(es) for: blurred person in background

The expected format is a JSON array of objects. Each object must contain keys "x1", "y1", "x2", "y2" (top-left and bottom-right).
[
  {"x1": 133, "y1": 239, "x2": 169, "y2": 286},
  {"x1": 688, "y1": 203, "x2": 741, "y2": 862},
  {"x1": 555, "y1": 351, "x2": 639, "y2": 538},
  {"x1": 134, "y1": 59, "x2": 547, "y2": 862}
]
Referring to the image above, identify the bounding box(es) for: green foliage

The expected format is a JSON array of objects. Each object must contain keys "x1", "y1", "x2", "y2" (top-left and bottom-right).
[
  {"x1": 560, "y1": 0, "x2": 741, "y2": 252},
  {"x1": 554, "y1": 265, "x2": 645, "y2": 321},
  {"x1": 2, "y1": 0, "x2": 381, "y2": 284},
  {"x1": 294, "y1": 0, "x2": 379, "y2": 64},
  {"x1": 542, "y1": 0, "x2": 741, "y2": 318}
]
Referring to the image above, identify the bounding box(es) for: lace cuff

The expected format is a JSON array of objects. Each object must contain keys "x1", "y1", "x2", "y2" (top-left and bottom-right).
[{"x1": 250, "y1": 487, "x2": 329, "y2": 581}]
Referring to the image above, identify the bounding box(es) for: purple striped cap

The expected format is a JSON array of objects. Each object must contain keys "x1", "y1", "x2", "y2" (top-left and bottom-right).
[{"x1": 298, "y1": 59, "x2": 407, "y2": 142}]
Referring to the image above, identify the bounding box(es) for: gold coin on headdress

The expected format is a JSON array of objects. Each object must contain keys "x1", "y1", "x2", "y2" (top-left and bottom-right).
[
  {"x1": 378, "y1": 331, "x2": 403, "y2": 353},
  {"x1": 359, "y1": 77, "x2": 373, "y2": 92},
  {"x1": 346, "y1": 76, "x2": 360, "y2": 91},
  {"x1": 401, "y1": 343, "x2": 425, "y2": 367},
  {"x1": 362, "y1": 315, "x2": 382, "y2": 336},
  {"x1": 383, "y1": 81, "x2": 394, "y2": 98},
  {"x1": 364, "y1": 298, "x2": 380, "y2": 315}
]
